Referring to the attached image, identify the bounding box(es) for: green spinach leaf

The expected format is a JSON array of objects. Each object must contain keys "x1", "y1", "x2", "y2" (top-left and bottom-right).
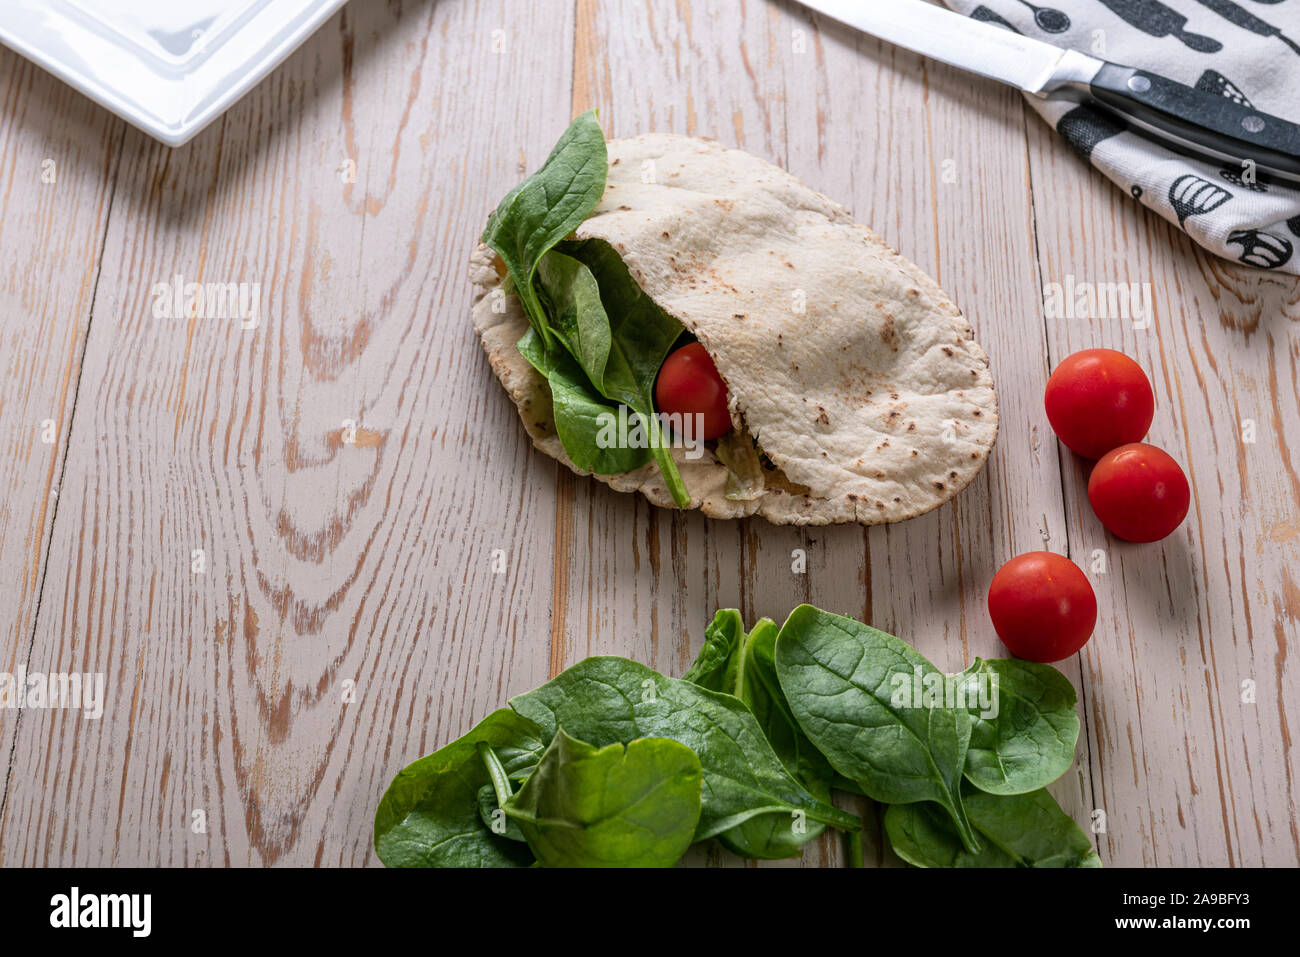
[
  {"x1": 374, "y1": 709, "x2": 545, "y2": 867},
  {"x1": 773, "y1": 605, "x2": 980, "y2": 852},
  {"x1": 482, "y1": 110, "x2": 607, "y2": 350},
  {"x1": 684, "y1": 612, "x2": 856, "y2": 858},
  {"x1": 502, "y1": 730, "x2": 702, "y2": 868},
  {"x1": 534, "y1": 248, "x2": 612, "y2": 387},
  {"x1": 681, "y1": 608, "x2": 745, "y2": 691},
  {"x1": 486, "y1": 115, "x2": 690, "y2": 503},
  {"x1": 956, "y1": 658, "x2": 1080, "y2": 796},
  {"x1": 517, "y1": 328, "x2": 650, "y2": 475},
  {"x1": 509, "y1": 656, "x2": 861, "y2": 841},
  {"x1": 561, "y1": 239, "x2": 684, "y2": 412},
  {"x1": 477, "y1": 784, "x2": 527, "y2": 843},
  {"x1": 716, "y1": 619, "x2": 845, "y2": 858},
  {"x1": 534, "y1": 243, "x2": 690, "y2": 506},
  {"x1": 740, "y1": 618, "x2": 849, "y2": 801},
  {"x1": 885, "y1": 787, "x2": 1102, "y2": 868}
]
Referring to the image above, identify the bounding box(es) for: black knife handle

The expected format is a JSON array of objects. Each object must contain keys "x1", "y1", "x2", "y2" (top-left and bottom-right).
[{"x1": 1089, "y1": 62, "x2": 1300, "y2": 178}]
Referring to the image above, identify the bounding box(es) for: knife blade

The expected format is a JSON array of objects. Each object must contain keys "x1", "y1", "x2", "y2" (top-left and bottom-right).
[
  {"x1": 796, "y1": 0, "x2": 1102, "y2": 92},
  {"x1": 796, "y1": 0, "x2": 1300, "y2": 184}
]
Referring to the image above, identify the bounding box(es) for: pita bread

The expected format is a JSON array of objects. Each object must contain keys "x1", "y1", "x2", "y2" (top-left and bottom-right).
[{"x1": 472, "y1": 134, "x2": 997, "y2": 525}]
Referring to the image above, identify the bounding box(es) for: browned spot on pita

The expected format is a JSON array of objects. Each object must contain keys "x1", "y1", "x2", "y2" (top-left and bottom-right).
[{"x1": 874, "y1": 304, "x2": 899, "y2": 350}]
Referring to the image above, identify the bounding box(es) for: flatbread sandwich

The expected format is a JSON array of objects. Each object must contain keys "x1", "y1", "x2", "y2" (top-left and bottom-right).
[{"x1": 471, "y1": 112, "x2": 997, "y2": 525}]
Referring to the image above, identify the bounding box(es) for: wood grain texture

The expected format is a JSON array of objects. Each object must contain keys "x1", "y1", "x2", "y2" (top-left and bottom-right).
[
  {"x1": 0, "y1": 0, "x2": 1294, "y2": 868},
  {"x1": 0, "y1": 0, "x2": 574, "y2": 866},
  {"x1": 0, "y1": 47, "x2": 122, "y2": 820},
  {"x1": 1025, "y1": 112, "x2": 1300, "y2": 867}
]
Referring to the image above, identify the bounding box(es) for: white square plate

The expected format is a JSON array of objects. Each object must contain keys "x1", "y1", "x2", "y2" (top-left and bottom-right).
[{"x1": 0, "y1": 0, "x2": 349, "y2": 146}]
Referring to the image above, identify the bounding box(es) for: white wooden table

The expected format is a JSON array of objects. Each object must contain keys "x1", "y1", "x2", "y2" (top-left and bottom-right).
[{"x1": 0, "y1": 0, "x2": 1296, "y2": 867}]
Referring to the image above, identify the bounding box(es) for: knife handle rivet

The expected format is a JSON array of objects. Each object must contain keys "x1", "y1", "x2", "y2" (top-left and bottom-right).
[
  {"x1": 1242, "y1": 115, "x2": 1266, "y2": 134},
  {"x1": 1127, "y1": 75, "x2": 1151, "y2": 93}
]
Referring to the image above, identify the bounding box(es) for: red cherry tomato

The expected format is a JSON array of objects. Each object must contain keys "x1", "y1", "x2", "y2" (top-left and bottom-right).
[
  {"x1": 1045, "y1": 349, "x2": 1154, "y2": 459},
  {"x1": 1088, "y1": 443, "x2": 1190, "y2": 543},
  {"x1": 655, "y1": 343, "x2": 732, "y2": 440},
  {"x1": 987, "y1": 552, "x2": 1097, "y2": 663}
]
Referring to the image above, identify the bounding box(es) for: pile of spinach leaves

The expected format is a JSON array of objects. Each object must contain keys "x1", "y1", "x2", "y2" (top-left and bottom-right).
[
  {"x1": 374, "y1": 604, "x2": 1100, "y2": 868},
  {"x1": 483, "y1": 111, "x2": 691, "y2": 507},
  {"x1": 768, "y1": 605, "x2": 1098, "y2": 867}
]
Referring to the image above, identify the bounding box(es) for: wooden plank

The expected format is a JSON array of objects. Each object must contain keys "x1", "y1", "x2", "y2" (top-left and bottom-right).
[
  {"x1": 1024, "y1": 110, "x2": 1300, "y2": 865},
  {"x1": 0, "y1": 48, "x2": 121, "y2": 823},
  {"x1": 0, "y1": 0, "x2": 575, "y2": 866}
]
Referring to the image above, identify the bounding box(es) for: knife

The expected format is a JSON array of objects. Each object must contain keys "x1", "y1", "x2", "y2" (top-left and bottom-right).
[{"x1": 796, "y1": 0, "x2": 1300, "y2": 185}]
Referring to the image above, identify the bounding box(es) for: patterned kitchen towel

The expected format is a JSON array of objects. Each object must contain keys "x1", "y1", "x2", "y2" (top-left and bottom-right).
[{"x1": 944, "y1": 0, "x2": 1300, "y2": 272}]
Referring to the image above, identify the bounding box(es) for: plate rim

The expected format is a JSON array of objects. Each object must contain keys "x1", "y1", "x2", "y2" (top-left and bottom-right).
[{"x1": 0, "y1": 0, "x2": 351, "y2": 147}]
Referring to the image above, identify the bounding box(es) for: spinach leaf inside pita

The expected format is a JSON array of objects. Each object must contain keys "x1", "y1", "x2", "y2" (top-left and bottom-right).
[{"x1": 483, "y1": 113, "x2": 692, "y2": 506}]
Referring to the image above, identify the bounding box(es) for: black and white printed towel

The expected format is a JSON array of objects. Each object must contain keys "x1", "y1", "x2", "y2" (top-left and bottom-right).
[{"x1": 943, "y1": 0, "x2": 1300, "y2": 273}]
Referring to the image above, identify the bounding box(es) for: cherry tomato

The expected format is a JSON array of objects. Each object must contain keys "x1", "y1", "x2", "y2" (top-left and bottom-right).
[
  {"x1": 987, "y1": 552, "x2": 1097, "y2": 663},
  {"x1": 1088, "y1": 443, "x2": 1190, "y2": 543},
  {"x1": 655, "y1": 342, "x2": 732, "y2": 440},
  {"x1": 1045, "y1": 349, "x2": 1154, "y2": 459}
]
